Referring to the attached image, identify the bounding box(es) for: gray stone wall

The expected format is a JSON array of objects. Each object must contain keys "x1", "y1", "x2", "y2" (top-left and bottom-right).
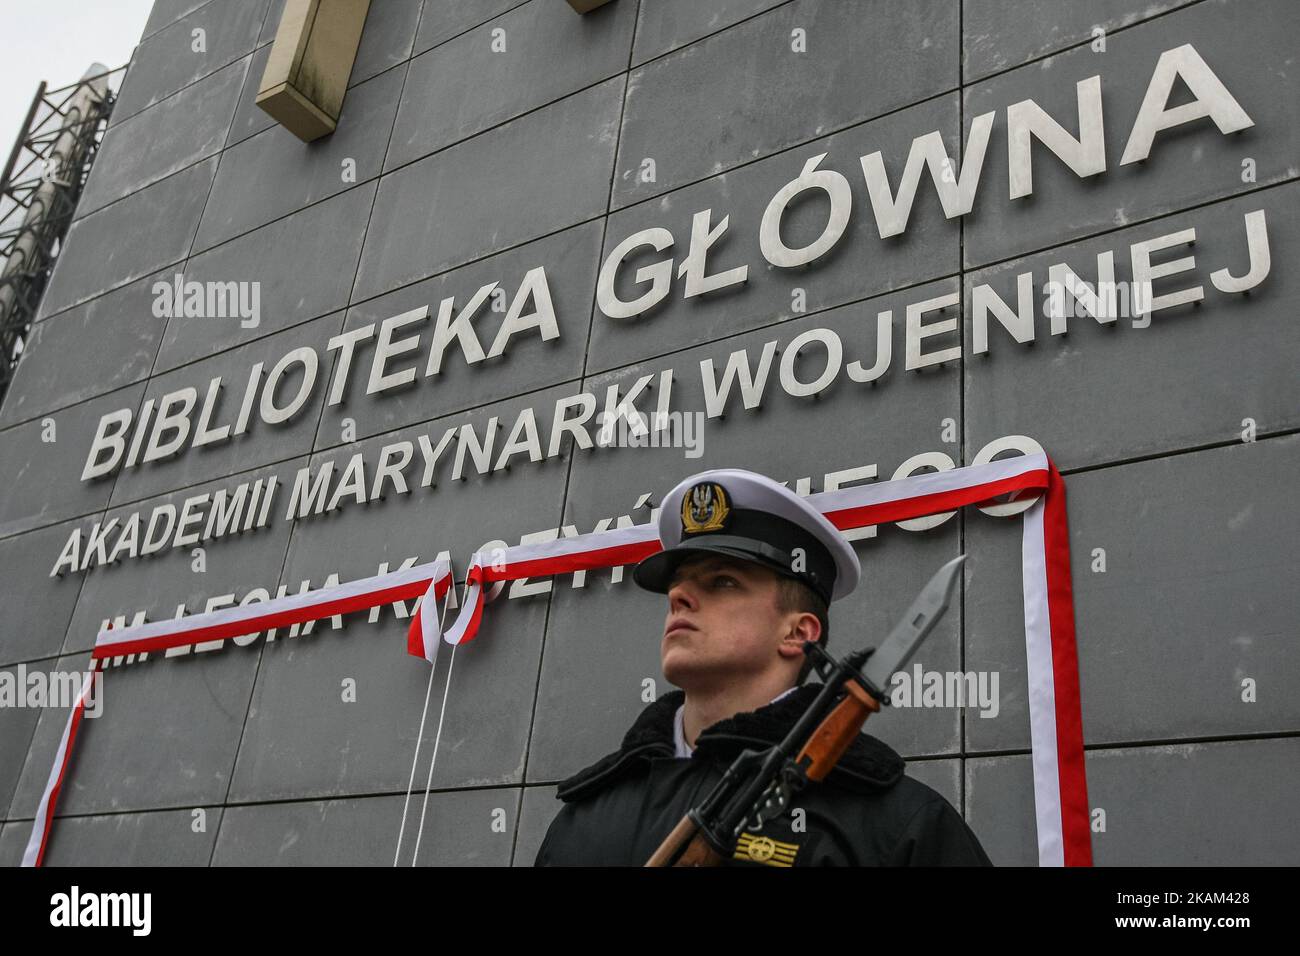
[{"x1": 0, "y1": 0, "x2": 1296, "y2": 865}]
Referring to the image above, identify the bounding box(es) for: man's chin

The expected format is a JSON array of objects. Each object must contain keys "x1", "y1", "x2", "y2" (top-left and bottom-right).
[
  {"x1": 662, "y1": 655, "x2": 724, "y2": 691},
  {"x1": 661, "y1": 654, "x2": 700, "y2": 689}
]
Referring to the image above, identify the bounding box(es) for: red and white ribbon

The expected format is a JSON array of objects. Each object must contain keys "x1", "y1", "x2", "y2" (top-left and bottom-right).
[
  {"x1": 93, "y1": 558, "x2": 451, "y2": 660},
  {"x1": 21, "y1": 670, "x2": 98, "y2": 867},
  {"x1": 432, "y1": 524, "x2": 661, "y2": 646},
  {"x1": 406, "y1": 568, "x2": 457, "y2": 662},
  {"x1": 814, "y1": 453, "x2": 1088, "y2": 866},
  {"x1": 24, "y1": 558, "x2": 452, "y2": 867},
  {"x1": 1020, "y1": 465, "x2": 1090, "y2": 868},
  {"x1": 26, "y1": 453, "x2": 1090, "y2": 867}
]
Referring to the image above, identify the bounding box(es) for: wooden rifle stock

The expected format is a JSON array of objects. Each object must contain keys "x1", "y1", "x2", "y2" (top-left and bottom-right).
[
  {"x1": 797, "y1": 678, "x2": 880, "y2": 782},
  {"x1": 644, "y1": 817, "x2": 723, "y2": 867},
  {"x1": 645, "y1": 680, "x2": 881, "y2": 866}
]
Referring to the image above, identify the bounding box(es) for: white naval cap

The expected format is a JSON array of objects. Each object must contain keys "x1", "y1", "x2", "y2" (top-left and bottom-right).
[{"x1": 632, "y1": 468, "x2": 861, "y2": 603}]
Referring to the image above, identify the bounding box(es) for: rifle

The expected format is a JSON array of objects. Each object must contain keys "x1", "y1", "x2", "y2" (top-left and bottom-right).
[{"x1": 645, "y1": 554, "x2": 966, "y2": 867}]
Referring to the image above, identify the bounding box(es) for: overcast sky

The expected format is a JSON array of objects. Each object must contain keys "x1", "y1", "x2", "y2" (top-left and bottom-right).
[{"x1": 0, "y1": 0, "x2": 154, "y2": 173}]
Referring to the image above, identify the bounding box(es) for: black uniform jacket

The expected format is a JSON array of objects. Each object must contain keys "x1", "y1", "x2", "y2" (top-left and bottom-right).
[{"x1": 534, "y1": 684, "x2": 994, "y2": 866}]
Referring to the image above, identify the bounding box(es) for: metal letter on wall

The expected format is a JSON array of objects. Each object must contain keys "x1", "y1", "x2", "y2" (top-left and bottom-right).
[
  {"x1": 256, "y1": 0, "x2": 372, "y2": 142},
  {"x1": 566, "y1": 0, "x2": 617, "y2": 12}
]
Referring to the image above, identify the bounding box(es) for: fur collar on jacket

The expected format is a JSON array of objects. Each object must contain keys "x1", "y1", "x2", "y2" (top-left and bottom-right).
[{"x1": 556, "y1": 683, "x2": 905, "y2": 803}]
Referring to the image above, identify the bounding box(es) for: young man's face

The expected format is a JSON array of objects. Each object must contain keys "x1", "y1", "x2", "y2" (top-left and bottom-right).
[{"x1": 660, "y1": 552, "x2": 811, "y2": 691}]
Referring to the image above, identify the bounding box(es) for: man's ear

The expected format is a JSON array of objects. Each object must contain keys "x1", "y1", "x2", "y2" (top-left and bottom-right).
[{"x1": 778, "y1": 612, "x2": 822, "y2": 660}]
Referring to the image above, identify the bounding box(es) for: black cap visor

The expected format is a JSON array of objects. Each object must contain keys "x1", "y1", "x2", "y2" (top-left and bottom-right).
[{"x1": 633, "y1": 535, "x2": 830, "y2": 602}]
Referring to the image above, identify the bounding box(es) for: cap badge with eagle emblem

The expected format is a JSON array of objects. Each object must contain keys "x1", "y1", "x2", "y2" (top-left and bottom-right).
[{"x1": 681, "y1": 481, "x2": 730, "y2": 534}]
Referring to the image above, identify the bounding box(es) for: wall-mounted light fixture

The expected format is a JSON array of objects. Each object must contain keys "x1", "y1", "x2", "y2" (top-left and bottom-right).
[
  {"x1": 257, "y1": 1, "x2": 617, "y2": 142},
  {"x1": 256, "y1": 0, "x2": 372, "y2": 143}
]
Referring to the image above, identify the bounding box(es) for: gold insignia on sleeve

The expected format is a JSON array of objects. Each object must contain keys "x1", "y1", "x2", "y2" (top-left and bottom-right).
[
  {"x1": 734, "y1": 832, "x2": 799, "y2": 867},
  {"x1": 681, "y1": 482, "x2": 730, "y2": 535}
]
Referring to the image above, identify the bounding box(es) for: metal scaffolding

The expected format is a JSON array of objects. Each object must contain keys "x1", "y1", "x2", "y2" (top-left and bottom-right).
[{"x1": 0, "y1": 63, "x2": 124, "y2": 409}]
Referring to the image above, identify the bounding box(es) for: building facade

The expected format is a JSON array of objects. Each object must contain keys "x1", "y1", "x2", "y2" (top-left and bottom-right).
[{"x1": 0, "y1": 0, "x2": 1296, "y2": 865}]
